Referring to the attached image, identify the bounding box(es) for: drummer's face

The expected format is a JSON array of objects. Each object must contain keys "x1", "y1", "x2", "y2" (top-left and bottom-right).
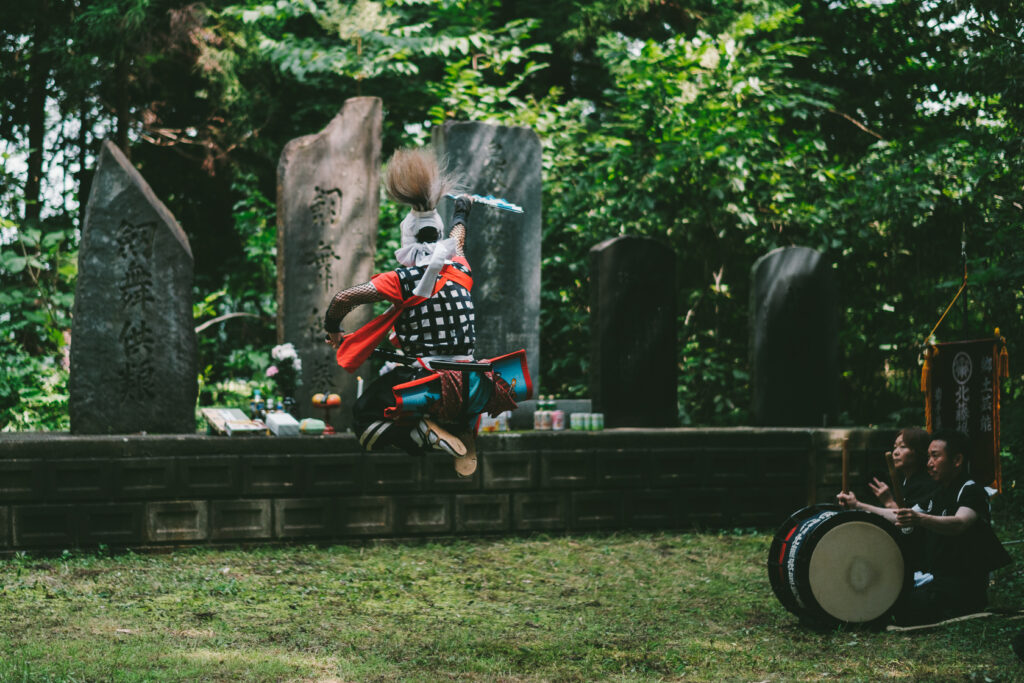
[
  {"x1": 892, "y1": 434, "x2": 914, "y2": 470},
  {"x1": 926, "y1": 439, "x2": 960, "y2": 483}
]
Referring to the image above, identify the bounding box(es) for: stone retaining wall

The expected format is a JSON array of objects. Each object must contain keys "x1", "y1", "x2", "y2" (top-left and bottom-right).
[{"x1": 0, "y1": 428, "x2": 894, "y2": 553}]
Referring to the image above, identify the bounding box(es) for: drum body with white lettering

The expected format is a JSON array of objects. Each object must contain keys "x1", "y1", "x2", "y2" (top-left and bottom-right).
[{"x1": 767, "y1": 504, "x2": 910, "y2": 626}]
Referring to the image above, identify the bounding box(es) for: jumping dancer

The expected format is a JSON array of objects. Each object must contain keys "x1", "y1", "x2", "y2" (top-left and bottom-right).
[{"x1": 324, "y1": 148, "x2": 529, "y2": 476}]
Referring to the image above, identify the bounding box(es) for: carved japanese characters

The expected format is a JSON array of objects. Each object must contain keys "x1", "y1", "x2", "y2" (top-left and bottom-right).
[
  {"x1": 277, "y1": 97, "x2": 382, "y2": 429},
  {"x1": 70, "y1": 140, "x2": 198, "y2": 433},
  {"x1": 433, "y1": 122, "x2": 542, "y2": 387}
]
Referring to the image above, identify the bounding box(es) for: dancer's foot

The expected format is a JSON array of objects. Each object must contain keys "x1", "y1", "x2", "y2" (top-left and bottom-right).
[
  {"x1": 452, "y1": 429, "x2": 477, "y2": 478},
  {"x1": 412, "y1": 418, "x2": 467, "y2": 457}
]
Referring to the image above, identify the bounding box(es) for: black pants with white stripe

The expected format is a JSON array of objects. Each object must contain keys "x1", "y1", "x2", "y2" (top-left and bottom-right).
[{"x1": 352, "y1": 367, "x2": 430, "y2": 456}]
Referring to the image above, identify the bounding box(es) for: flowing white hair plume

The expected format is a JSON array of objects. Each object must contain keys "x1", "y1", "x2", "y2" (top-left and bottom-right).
[{"x1": 385, "y1": 148, "x2": 460, "y2": 268}]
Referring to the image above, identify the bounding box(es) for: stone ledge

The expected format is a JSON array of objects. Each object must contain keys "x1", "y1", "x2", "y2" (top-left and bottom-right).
[
  {"x1": 0, "y1": 427, "x2": 896, "y2": 552},
  {"x1": 0, "y1": 427, "x2": 835, "y2": 457}
]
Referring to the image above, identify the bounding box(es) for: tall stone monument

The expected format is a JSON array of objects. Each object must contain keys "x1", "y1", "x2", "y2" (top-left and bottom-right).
[
  {"x1": 432, "y1": 122, "x2": 542, "y2": 386},
  {"x1": 70, "y1": 140, "x2": 198, "y2": 434},
  {"x1": 589, "y1": 236, "x2": 678, "y2": 428},
  {"x1": 749, "y1": 246, "x2": 839, "y2": 426},
  {"x1": 277, "y1": 97, "x2": 382, "y2": 429}
]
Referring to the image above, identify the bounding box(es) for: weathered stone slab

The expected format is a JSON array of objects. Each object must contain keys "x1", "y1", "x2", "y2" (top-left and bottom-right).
[
  {"x1": 114, "y1": 458, "x2": 177, "y2": 499},
  {"x1": 70, "y1": 140, "x2": 198, "y2": 434},
  {"x1": 482, "y1": 451, "x2": 536, "y2": 489},
  {"x1": 305, "y1": 455, "x2": 362, "y2": 494},
  {"x1": 210, "y1": 499, "x2": 271, "y2": 540},
  {"x1": 513, "y1": 492, "x2": 567, "y2": 531},
  {"x1": 423, "y1": 455, "x2": 481, "y2": 490},
  {"x1": 596, "y1": 450, "x2": 647, "y2": 488},
  {"x1": 241, "y1": 456, "x2": 302, "y2": 496},
  {"x1": 433, "y1": 122, "x2": 541, "y2": 385},
  {"x1": 146, "y1": 501, "x2": 208, "y2": 542},
  {"x1": 13, "y1": 505, "x2": 77, "y2": 547},
  {"x1": 396, "y1": 495, "x2": 451, "y2": 534},
  {"x1": 0, "y1": 460, "x2": 45, "y2": 501},
  {"x1": 178, "y1": 456, "x2": 241, "y2": 496},
  {"x1": 274, "y1": 498, "x2": 335, "y2": 538},
  {"x1": 338, "y1": 496, "x2": 394, "y2": 536},
  {"x1": 624, "y1": 490, "x2": 678, "y2": 528},
  {"x1": 749, "y1": 246, "x2": 839, "y2": 426},
  {"x1": 363, "y1": 455, "x2": 422, "y2": 492},
  {"x1": 455, "y1": 494, "x2": 510, "y2": 532},
  {"x1": 590, "y1": 236, "x2": 677, "y2": 427},
  {"x1": 47, "y1": 459, "x2": 113, "y2": 500},
  {"x1": 79, "y1": 503, "x2": 144, "y2": 545},
  {"x1": 277, "y1": 97, "x2": 382, "y2": 429},
  {"x1": 571, "y1": 491, "x2": 623, "y2": 529},
  {"x1": 541, "y1": 451, "x2": 594, "y2": 489},
  {"x1": 649, "y1": 449, "x2": 704, "y2": 487}
]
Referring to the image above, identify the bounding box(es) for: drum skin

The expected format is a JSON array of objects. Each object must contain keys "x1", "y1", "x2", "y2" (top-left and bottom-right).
[{"x1": 767, "y1": 504, "x2": 910, "y2": 626}]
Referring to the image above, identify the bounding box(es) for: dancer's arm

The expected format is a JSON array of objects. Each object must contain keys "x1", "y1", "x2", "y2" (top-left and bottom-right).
[
  {"x1": 323, "y1": 281, "x2": 385, "y2": 346},
  {"x1": 449, "y1": 195, "x2": 474, "y2": 256}
]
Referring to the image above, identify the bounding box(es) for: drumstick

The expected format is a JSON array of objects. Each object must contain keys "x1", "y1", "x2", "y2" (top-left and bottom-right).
[
  {"x1": 883, "y1": 451, "x2": 906, "y2": 508},
  {"x1": 841, "y1": 438, "x2": 850, "y2": 494}
]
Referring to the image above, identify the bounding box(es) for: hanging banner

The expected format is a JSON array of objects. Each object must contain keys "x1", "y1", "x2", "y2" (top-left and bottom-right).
[{"x1": 925, "y1": 337, "x2": 1006, "y2": 491}]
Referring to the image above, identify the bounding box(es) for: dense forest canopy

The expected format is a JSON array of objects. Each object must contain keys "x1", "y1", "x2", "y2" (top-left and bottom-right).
[{"x1": 1, "y1": 1, "x2": 1022, "y2": 448}]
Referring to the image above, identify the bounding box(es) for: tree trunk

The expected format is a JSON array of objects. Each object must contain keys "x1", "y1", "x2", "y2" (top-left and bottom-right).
[
  {"x1": 78, "y1": 103, "x2": 90, "y2": 228},
  {"x1": 115, "y1": 54, "x2": 130, "y2": 158},
  {"x1": 25, "y1": 0, "x2": 52, "y2": 226}
]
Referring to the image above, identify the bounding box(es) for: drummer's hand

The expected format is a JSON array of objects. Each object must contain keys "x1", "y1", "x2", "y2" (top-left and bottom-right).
[
  {"x1": 869, "y1": 477, "x2": 894, "y2": 507},
  {"x1": 894, "y1": 507, "x2": 920, "y2": 528},
  {"x1": 836, "y1": 491, "x2": 858, "y2": 509},
  {"x1": 325, "y1": 331, "x2": 345, "y2": 349}
]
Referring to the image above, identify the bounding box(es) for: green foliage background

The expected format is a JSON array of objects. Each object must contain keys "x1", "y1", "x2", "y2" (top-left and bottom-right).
[{"x1": 1, "y1": 1, "x2": 1022, "y2": 452}]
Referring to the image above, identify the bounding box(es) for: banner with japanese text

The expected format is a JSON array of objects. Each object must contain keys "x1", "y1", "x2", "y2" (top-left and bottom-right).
[{"x1": 927, "y1": 338, "x2": 1004, "y2": 490}]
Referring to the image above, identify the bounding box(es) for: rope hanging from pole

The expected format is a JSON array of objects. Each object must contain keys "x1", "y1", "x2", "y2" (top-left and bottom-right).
[{"x1": 919, "y1": 225, "x2": 969, "y2": 432}]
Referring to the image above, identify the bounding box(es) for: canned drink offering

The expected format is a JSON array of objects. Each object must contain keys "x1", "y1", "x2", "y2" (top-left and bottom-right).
[
  {"x1": 593, "y1": 412, "x2": 604, "y2": 430},
  {"x1": 551, "y1": 409, "x2": 566, "y2": 431}
]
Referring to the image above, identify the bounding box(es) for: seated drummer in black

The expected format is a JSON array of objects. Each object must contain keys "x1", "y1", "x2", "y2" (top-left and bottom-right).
[{"x1": 840, "y1": 429, "x2": 1011, "y2": 625}]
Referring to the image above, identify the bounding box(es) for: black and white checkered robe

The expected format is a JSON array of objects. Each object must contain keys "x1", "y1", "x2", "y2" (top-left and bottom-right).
[{"x1": 393, "y1": 261, "x2": 475, "y2": 357}]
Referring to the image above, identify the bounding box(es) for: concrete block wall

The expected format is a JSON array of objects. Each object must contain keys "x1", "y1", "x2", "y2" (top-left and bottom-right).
[{"x1": 0, "y1": 427, "x2": 893, "y2": 552}]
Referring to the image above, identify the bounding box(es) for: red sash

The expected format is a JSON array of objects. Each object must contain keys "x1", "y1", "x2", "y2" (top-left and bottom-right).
[{"x1": 335, "y1": 265, "x2": 473, "y2": 372}]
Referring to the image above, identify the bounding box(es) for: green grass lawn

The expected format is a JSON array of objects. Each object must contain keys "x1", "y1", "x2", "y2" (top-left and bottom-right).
[{"x1": 0, "y1": 532, "x2": 1021, "y2": 682}]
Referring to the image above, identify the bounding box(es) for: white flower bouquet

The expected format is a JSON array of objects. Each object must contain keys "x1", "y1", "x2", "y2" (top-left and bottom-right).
[{"x1": 266, "y1": 343, "x2": 302, "y2": 400}]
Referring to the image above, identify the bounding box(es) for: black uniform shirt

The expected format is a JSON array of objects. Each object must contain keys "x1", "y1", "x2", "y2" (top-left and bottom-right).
[
  {"x1": 919, "y1": 477, "x2": 1008, "y2": 580},
  {"x1": 901, "y1": 469, "x2": 937, "y2": 509}
]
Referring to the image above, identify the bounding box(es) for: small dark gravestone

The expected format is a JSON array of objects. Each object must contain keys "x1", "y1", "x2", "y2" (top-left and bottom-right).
[
  {"x1": 750, "y1": 246, "x2": 839, "y2": 426},
  {"x1": 69, "y1": 140, "x2": 198, "y2": 434},
  {"x1": 277, "y1": 97, "x2": 382, "y2": 429},
  {"x1": 589, "y1": 236, "x2": 678, "y2": 428},
  {"x1": 433, "y1": 121, "x2": 541, "y2": 386}
]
